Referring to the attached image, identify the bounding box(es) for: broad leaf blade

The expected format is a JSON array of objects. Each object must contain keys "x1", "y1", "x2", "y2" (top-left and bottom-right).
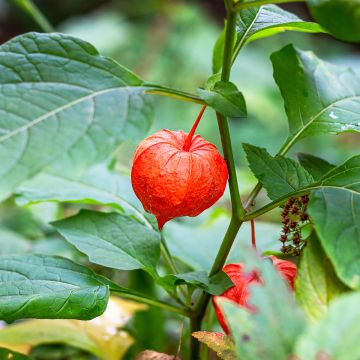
[
  {"x1": 15, "y1": 165, "x2": 146, "y2": 221},
  {"x1": 52, "y1": 210, "x2": 160, "y2": 274},
  {"x1": 0, "y1": 255, "x2": 109, "y2": 321},
  {"x1": 295, "y1": 292, "x2": 360, "y2": 359},
  {"x1": 235, "y1": 5, "x2": 324, "y2": 52},
  {"x1": 197, "y1": 81, "x2": 246, "y2": 118},
  {"x1": 308, "y1": 0, "x2": 360, "y2": 42},
  {"x1": 297, "y1": 153, "x2": 335, "y2": 181},
  {"x1": 243, "y1": 143, "x2": 314, "y2": 200},
  {"x1": 308, "y1": 188, "x2": 360, "y2": 289},
  {"x1": 296, "y1": 233, "x2": 349, "y2": 321},
  {"x1": 271, "y1": 45, "x2": 360, "y2": 153},
  {"x1": 0, "y1": 32, "x2": 153, "y2": 200}
]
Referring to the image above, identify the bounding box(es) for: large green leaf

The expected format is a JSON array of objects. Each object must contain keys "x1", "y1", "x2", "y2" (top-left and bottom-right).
[
  {"x1": 243, "y1": 143, "x2": 314, "y2": 200},
  {"x1": 308, "y1": 0, "x2": 360, "y2": 42},
  {"x1": 0, "y1": 32, "x2": 153, "y2": 200},
  {"x1": 295, "y1": 292, "x2": 360, "y2": 359},
  {"x1": 234, "y1": 5, "x2": 324, "y2": 56},
  {"x1": 15, "y1": 165, "x2": 144, "y2": 219},
  {"x1": 218, "y1": 248, "x2": 305, "y2": 360},
  {"x1": 271, "y1": 45, "x2": 360, "y2": 154},
  {"x1": 308, "y1": 188, "x2": 360, "y2": 290},
  {"x1": 296, "y1": 233, "x2": 349, "y2": 322},
  {"x1": 213, "y1": 5, "x2": 323, "y2": 73},
  {"x1": 297, "y1": 153, "x2": 335, "y2": 181},
  {"x1": 52, "y1": 210, "x2": 160, "y2": 275},
  {"x1": 0, "y1": 255, "x2": 109, "y2": 322},
  {"x1": 197, "y1": 81, "x2": 246, "y2": 118}
]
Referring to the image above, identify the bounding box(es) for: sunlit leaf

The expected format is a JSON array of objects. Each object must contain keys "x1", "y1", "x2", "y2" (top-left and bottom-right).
[{"x1": 271, "y1": 45, "x2": 360, "y2": 153}]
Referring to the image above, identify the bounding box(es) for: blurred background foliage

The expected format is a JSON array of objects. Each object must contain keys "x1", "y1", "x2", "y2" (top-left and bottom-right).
[{"x1": 0, "y1": 0, "x2": 359, "y2": 359}]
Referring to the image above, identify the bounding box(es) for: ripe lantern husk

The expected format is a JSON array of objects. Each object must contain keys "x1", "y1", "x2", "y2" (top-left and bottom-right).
[
  {"x1": 213, "y1": 257, "x2": 297, "y2": 334},
  {"x1": 131, "y1": 129, "x2": 228, "y2": 229}
]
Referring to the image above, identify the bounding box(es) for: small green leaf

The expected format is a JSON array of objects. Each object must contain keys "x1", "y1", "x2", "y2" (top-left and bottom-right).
[
  {"x1": 0, "y1": 348, "x2": 30, "y2": 360},
  {"x1": 308, "y1": 0, "x2": 360, "y2": 42},
  {"x1": 192, "y1": 331, "x2": 236, "y2": 360},
  {"x1": 0, "y1": 32, "x2": 153, "y2": 200},
  {"x1": 234, "y1": 5, "x2": 324, "y2": 56},
  {"x1": 308, "y1": 188, "x2": 360, "y2": 290},
  {"x1": 218, "y1": 247, "x2": 305, "y2": 360},
  {"x1": 297, "y1": 153, "x2": 335, "y2": 180},
  {"x1": 243, "y1": 143, "x2": 314, "y2": 200},
  {"x1": 271, "y1": 45, "x2": 360, "y2": 153},
  {"x1": 52, "y1": 210, "x2": 160, "y2": 275},
  {"x1": 0, "y1": 255, "x2": 109, "y2": 322},
  {"x1": 197, "y1": 81, "x2": 246, "y2": 118},
  {"x1": 295, "y1": 292, "x2": 360, "y2": 359},
  {"x1": 296, "y1": 233, "x2": 349, "y2": 322},
  {"x1": 157, "y1": 270, "x2": 233, "y2": 296}
]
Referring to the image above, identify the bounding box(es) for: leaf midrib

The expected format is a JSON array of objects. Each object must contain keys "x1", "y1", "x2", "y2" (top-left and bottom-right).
[{"x1": 281, "y1": 95, "x2": 360, "y2": 155}]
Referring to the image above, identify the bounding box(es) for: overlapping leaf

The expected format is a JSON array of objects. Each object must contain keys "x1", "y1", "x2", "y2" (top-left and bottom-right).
[
  {"x1": 243, "y1": 143, "x2": 314, "y2": 200},
  {"x1": 297, "y1": 153, "x2": 335, "y2": 180},
  {"x1": 53, "y1": 210, "x2": 160, "y2": 275},
  {"x1": 0, "y1": 255, "x2": 109, "y2": 321},
  {"x1": 213, "y1": 5, "x2": 323, "y2": 73},
  {"x1": 296, "y1": 233, "x2": 348, "y2": 321},
  {"x1": 197, "y1": 81, "x2": 246, "y2": 118},
  {"x1": 15, "y1": 165, "x2": 144, "y2": 217},
  {"x1": 308, "y1": 0, "x2": 360, "y2": 42},
  {"x1": 157, "y1": 270, "x2": 233, "y2": 295},
  {"x1": 271, "y1": 45, "x2": 360, "y2": 153}
]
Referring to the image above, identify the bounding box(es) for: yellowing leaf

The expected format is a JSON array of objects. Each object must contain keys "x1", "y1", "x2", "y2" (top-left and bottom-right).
[
  {"x1": 192, "y1": 331, "x2": 236, "y2": 360},
  {"x1": 0, "y1": 297, "x2": 145, "y2": 360}
]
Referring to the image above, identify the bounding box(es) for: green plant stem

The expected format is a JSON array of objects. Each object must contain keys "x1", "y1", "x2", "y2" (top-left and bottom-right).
[
  {"x1": 232, "y1": 0, "x2": 306, "y2": 12},
  {"x1": 189, "y1": 6, "x2": 245, "y2": 359},
  {"x1": 13, "y1": 0, "x2": 54, "y2": 33},
  {"x1": 110, "y1": 288, "x2": 192, "y2": 318}
]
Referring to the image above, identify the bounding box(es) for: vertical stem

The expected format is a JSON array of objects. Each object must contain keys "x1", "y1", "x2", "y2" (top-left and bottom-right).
[
  {"x1": 189, "y1": 5, "x2": 245, "y2": 359},
  {"x1": 13, "y1": 0, "x2": 55, "y2": 33}
]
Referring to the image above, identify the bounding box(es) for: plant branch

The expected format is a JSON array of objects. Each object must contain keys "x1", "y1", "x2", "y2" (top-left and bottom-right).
[
  {"x1": 12, "y1": 0, "x2": 54, "y2": 33},
  {"x1": 145, "y1": 85, "x2": 204, "y2": 104},
  {"x1": 110, "y1": 288, "x2": 192, "y2": 318},
  {"x1": 232, "y1": 0, "x2": 306, "y2": 12}
]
